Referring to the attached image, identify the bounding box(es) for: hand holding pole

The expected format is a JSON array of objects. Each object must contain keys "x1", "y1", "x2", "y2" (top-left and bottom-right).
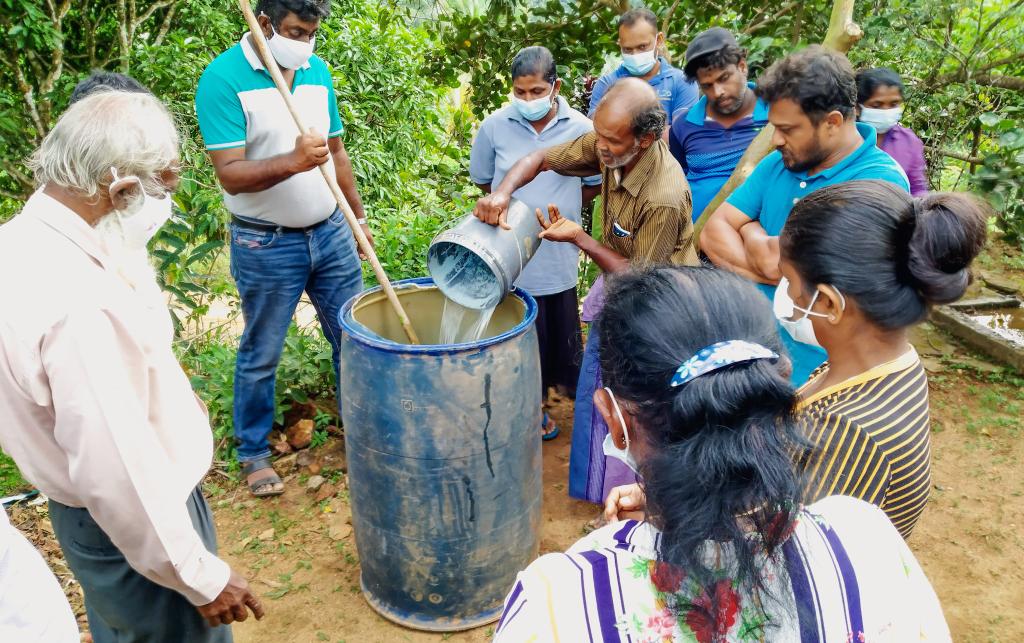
[{"x1": 238, "y1": 1, "x2": 420, "y2": 344}]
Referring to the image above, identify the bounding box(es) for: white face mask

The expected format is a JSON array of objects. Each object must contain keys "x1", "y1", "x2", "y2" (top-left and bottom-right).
[
  {"x1": 621, "y1": 50, "x2": 657, "y2": 76},
  {"x1": 264, "y1": 21, "x2": 315, "y2": 70},
  {"x1": 773, "y1": 276, "x2": 845, "y2": 348},
  {"x1": 109, "y1": 168, "x2": 173, "y2": 249},
  {"x1": 600, "y1": 387, "x2": 639, "y2": 475},
  {"x1": 859, "y1": 105, "x2": 903, "y2": 134}
]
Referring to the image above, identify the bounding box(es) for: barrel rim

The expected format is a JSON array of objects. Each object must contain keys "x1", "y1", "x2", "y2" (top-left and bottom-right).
[{"x1": 339, "y1": 277, "x2": 538, "y2": 354}]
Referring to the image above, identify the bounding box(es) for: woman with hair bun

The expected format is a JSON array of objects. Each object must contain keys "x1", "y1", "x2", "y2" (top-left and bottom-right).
[
  {"x1": 494, "y1": 266, "x2": 949, "y2": 641},
  {"x1": 776, "y1": 179, "x2": 988, "y2": 538}
]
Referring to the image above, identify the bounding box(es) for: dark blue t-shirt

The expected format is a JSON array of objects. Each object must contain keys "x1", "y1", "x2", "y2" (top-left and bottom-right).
[
  {"x1": 669, "y1": 85, "x2": 769, "y2": 222},
  {"x1": 588, "y1": 57, "x2": 699, "y2": 121}
]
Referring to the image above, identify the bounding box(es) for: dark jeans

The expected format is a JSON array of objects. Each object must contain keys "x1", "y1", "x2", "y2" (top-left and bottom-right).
[
  {"x1": 534, "y1": 287, "x2": 583, "y2": 398},
  {"x1": 49, "y1": 487, "x2": 230, "y2": 643},
  {"x1": 229, "y1": 209, "x2": 364, "y2": 463}
]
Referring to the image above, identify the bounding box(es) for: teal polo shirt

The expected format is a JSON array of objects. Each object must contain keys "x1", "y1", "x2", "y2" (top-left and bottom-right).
[
  {"x1": 195, "y1": 34, "x2": 344, "y2": 227},
  {"x1": 727, "y1": 122, "x2": 909, "y2": 235},
  {"x1": 726, "y1": 122, "x2": 910, "y2": 384}
]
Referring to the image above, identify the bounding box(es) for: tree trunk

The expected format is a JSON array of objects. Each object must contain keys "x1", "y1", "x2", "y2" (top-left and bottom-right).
[{"x1": 693, "y1": 0, "x2": 863, "y2": 243}]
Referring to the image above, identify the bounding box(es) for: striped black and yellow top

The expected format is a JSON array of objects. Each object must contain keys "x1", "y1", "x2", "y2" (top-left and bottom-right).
[{"x1": 797, "y1": 348, "x2": 931, "y2": 538}]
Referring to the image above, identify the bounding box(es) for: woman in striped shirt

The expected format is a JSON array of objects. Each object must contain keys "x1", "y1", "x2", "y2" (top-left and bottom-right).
[
  {"x1": 775, "y1": 180, "x2": 988, "y2": 537},
  {"x1": 495, "y1": 267, "x2": 949, "y2": 641}
]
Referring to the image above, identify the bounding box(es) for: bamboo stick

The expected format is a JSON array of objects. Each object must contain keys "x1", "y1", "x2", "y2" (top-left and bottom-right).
[{"x1": 237, "y1": 1, "x2": 420, "y2": 344}]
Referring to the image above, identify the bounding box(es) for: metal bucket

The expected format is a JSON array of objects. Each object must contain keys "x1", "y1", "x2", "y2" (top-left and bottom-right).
[
  {"x1": 338, "y1": 278, "x2": 542, "y2": 631},
  {"x1": 427, "y1": 199, "x2": 542, "y2": 310}
]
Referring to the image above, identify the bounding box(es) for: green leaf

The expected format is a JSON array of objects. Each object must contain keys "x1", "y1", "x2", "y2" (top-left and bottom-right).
[{"x1": 979, "y1": 113, "x2": 1002, "y2": 127}]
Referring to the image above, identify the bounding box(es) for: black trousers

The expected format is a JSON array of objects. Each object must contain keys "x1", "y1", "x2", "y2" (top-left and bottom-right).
[
  {"x1": 49, "y1": 487, "x2": 232, "y2": 643},
  {"x1": 534, "y1": 287, "x2": 583, "y2": 397}
]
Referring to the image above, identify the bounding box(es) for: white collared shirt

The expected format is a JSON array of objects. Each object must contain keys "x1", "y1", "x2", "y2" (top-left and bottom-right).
[{"x1": 0, "y1": 191, "x2": 229, "y2": 606}]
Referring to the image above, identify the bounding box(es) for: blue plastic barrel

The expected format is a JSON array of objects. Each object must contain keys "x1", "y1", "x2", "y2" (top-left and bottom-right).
[{"x1": 338, "y1": 277, "x2": 542, "y2": 631}]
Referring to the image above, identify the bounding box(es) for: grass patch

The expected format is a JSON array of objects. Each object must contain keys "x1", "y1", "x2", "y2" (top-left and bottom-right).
[{"x1": 0, "y1": 450, "x2": 29, "y2": 497}]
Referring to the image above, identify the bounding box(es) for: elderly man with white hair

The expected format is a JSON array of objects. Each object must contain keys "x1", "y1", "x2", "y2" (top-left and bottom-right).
[{"x1": 0, "y1": 90, "x2": 263, "y2": 642}]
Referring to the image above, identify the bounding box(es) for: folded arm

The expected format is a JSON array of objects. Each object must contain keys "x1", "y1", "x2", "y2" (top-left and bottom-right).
[{"x1": 701, "y1": 202, "x2": 779, "y2": 284}]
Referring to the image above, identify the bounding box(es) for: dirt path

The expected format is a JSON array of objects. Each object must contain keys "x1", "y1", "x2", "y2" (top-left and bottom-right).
[
  {"x1": 219, "y1": 397, "x2": 590, "y2": 643},
  {"x1": 8, "y1": 325, "x2": 1020, "y2": 641},
  {"x1": 215, "y1": 327, "x2": 1024, "y2": 642}
]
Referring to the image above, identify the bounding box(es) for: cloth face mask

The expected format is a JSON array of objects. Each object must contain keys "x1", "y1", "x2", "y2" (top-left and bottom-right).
[{"x1": 265, "y1": 21, "x2": 315, "y2": 69}]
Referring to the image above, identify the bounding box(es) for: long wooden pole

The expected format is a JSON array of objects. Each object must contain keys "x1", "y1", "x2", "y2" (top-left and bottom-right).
[
  {"x1": 693, "y1": 0, "x2": 863, "y2": 244},
  {"x1": 237, "y1": 1, "x2": 420, "y2": 344}
]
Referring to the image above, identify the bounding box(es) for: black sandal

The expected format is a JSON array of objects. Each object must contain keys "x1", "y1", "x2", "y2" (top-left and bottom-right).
[{"x1": 242, "y1": 457, "x2": 285, "y2": 498}]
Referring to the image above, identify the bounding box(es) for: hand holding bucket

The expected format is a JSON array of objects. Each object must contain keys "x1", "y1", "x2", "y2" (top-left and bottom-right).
[
  {"x1": 473, "y1": 191, "x2": 513, "y2": 230},
  {"x1": 429, "y1": 198, "x2": 544, "y2": 310}
]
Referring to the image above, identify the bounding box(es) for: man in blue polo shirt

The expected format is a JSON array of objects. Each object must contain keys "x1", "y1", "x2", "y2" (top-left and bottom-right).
[
  {"x1": 196, "y1": 0, "x2": 369, "y2": 497},
  {"x1": 702, "y1": 46, "x2": 909, "y2": 383},
  {"x1": 588, "y1": 8, "x2": 698, "y2": 121},
  {"x1": 669, "y1": 28, "x2": 769, "y2": 222}
]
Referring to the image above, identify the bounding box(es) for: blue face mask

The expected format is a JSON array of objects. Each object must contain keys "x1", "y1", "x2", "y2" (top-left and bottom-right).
[
  {"x1": 621, "y1": 50, "x2": 657, "y2": 76},
  {"x1": 512, "y1": 88, "x2": 555, "y2": 122}
]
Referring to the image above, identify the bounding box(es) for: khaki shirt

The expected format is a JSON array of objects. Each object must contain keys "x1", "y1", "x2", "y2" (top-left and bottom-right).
[
  {"x1": 0, "y1": 191, "x2": 228, "y2": 606},
  {"x1": 545, "y1": 131, "x2": 698, "y2": 266}
]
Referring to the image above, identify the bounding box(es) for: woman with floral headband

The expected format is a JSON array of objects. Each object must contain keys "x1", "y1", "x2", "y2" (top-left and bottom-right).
[{"x1": 493, "y1": 267, "x2": 949, "y2": 641}]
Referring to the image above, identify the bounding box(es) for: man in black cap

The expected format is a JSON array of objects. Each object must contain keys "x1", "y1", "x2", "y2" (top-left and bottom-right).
[{"x1": 668, "y1": 27, "x2": 769, "y2": 222}]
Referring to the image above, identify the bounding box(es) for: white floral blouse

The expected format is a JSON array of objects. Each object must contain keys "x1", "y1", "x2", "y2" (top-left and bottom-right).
[{"x1": 493, "y1": 496, "x2": 950, "y2": 642}]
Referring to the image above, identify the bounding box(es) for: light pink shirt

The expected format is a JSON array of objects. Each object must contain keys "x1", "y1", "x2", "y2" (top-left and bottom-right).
[{"x1": 0, "y1": 191, "x2": 229, "y2": 606}]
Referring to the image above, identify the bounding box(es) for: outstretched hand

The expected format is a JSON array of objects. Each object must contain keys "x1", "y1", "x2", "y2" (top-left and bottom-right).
[{"x1": 536, "y1": 203, "x2": 583, "y2": 245}]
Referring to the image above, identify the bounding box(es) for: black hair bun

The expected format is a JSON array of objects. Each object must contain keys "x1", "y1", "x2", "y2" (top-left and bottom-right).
[{"x1": 906, "y1": 193, "x2": 988, "y2": 305}]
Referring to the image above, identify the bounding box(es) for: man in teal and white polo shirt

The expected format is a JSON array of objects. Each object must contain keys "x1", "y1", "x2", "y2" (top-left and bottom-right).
[{"x1": 196, "y1": 0, "x2": 368, "y2": 498}]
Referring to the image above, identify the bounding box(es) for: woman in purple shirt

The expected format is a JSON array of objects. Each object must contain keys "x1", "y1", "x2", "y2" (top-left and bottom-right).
[{"x1": 856, "y1": 68, "x2": 928, "y2": 195}]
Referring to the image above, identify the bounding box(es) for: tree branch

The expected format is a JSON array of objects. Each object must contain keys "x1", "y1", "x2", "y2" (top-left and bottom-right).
[
  {"x1": 743, "y1": 1, "x2": 798, "y2": 36},
  {"x1": 40, "y1": 0, "x2": 72, "y2": 102},
  {"x1": 972, "y1": 0, "x2": 1024, "y2": 59},
  {"x1": 821, "y1": 0, "x2": 863, "y2": 52},
  {"x1": 931, "y1": 69, "x2": 1024, "y2": 92},
  {"x1": 0, "y1": 160, "x2": 35, "y2": 194},
  {"x1": 154, "y1": 1, "x2": 177, "y2": 47},
  {"x1": 117, "y1": 0, "x2": 130, "y2": 72},
  {"x1": 974, "y1": 51, "x2": 1024, "y2": 74},
  {"x1": 0, "y1": 186, "x2": 26, "y2": 201},
  {"x1": 135, "y1": 0, "x2": 175, "y2": 35},
  {"x1": 3, "y1": 59, "x2": 45, "y2": 137},
  {"x1": 925, "y1": 146, "x2": 983, "y2": 165},
  {"x1": 661, "y1": 0, "x2": 683, "y2": 33}
]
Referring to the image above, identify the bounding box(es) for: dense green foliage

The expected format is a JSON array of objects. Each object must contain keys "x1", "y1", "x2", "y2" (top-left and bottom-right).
[
  {"x1": 0, "y1": 0, "x2": 1021, "y2": 467},
  {"x1": 428, "y1": 0, "x2": 1024, "y2": 232}
]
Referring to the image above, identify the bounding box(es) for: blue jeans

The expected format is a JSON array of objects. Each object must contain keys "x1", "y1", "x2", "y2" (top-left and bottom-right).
[{"x1": 229, "y1": 209, "x2": 363, "y2": 463}]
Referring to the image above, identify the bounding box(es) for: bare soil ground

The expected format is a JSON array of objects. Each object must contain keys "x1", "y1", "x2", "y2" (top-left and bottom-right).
[
  {"x1": 8, "y1": 312, "x2": 1024, "y2": 642},
  {"x1": 220, "y1": 323, "x2": 1023, "y2": 642}
]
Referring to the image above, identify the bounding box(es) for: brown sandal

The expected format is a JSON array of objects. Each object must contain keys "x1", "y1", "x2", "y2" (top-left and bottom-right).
[{"x1": 242, "y1": 457, "x2": 284, "y2": 498}]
